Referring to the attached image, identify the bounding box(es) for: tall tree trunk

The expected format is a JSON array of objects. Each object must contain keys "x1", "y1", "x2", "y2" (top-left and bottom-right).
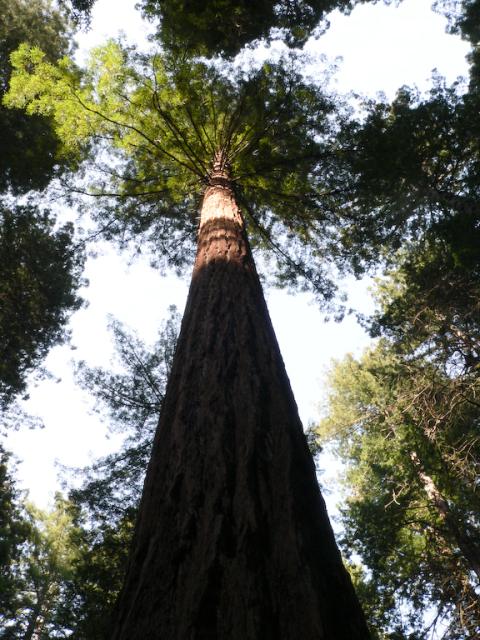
[
  {"x1": 410, "y1": 451, "x2": 480, "y2": 581},
  {"x1": 110, "y1": 160, "x2": 369, "y2": 640},
  {"x1": 23, "y1": 586, "x2": 47, "y2": 640},
  {"x1": 23, "y1": 603, "x2": 41, "y2": 640}
]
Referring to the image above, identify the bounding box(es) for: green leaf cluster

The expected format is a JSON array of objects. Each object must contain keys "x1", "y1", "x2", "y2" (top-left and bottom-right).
[
  {"x1": 371, "y1": 211, "x2": 480, "y2": 377},
  {"x1": 318, "y1": 51, "x2": 480, "y2": 631},
  {"x1": 0, "y1": 0, "x2": 85, "y2": 409},
  {"x1": 0, "y1": 0, "x2": 72, "y2": 194},
  {"x1": 436, "y1": 0, "x2": 480, "y2": 89},
  {"x1": 5, "y1": 42, "x2": 344, "y2": 298},
  {"x1": 0, "y1": 447, "x2": 30, "y2": 631},
  {"x1": 62, "y1": 308, "x2": 180, "y2": 637},
  {"x1": 0, "y1": 204, "x2": 84, "y2": 407},
  {"x1": 317, "y1": 311, "x2": 480, "y2": 637},
  {"x1": 140, "y1": 0, "x2": 366, "y2": 57},
  {"x1": 0, "y1": 492, "x2": 81, "y2": 639},
  {"x1": 335, "y1": 80, "x2": 480, "y2": 275}
]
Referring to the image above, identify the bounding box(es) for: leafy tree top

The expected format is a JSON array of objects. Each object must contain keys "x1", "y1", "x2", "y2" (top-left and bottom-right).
[
  {"x1": 0, "y1": 0, "x2": 73, "y2": 194},
  {"x1": 437, "y1": 0, "x2": 480, "y2": 88},
  {"x1": 148, "y1": 0, "x2": 480, "y2": 60},
  {"x1": 68, "y1": 0, "x2": 385, "y2": 58},
  {"x1": 317, "y1": 340, "x2": 480, "y2": 638},
  {"x1": 6, "y1": 42, "x2": 346, "y2": 300},
  {"x1": 0, "y1": 0, "x2": 71, "y2": 94},
  {"x1": 370, "y1": 210, "x2": 480, "y2": 373},
  {"x1": 0, "y1": 203, "x2": 84, "y2": 407},
  {"x1": 0, "y1": 446, "x2": 30, "y2": 623},
  {"x1": 72, "y1": 309, "x2": 179, "y2": 527},
  {"x1": 334, "y1": 79, "x2": 480, "y2": 274},
  {"x1": 139, "y1": 0, "x2": 373, "y2": 58}
]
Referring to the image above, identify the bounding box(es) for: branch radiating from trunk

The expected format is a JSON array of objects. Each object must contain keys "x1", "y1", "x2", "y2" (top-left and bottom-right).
[{"x1": 110, "y1": 164, "x2": 369, "y2": 639}]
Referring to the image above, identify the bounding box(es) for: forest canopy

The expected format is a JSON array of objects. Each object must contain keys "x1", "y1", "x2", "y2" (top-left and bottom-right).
[
  {"x1": 0, "y1": 0, "x2": 84, "y2": 407},
  {"x1": 5, "y1": 41, "x2": 350, "y2": 299},
  {"x1": 1, "y1": 0, "x2": 479, "y2": 638}
]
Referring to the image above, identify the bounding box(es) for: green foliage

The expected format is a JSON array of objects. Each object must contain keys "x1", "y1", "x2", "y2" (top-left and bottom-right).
[
  {"x1": 0, "y1": 0, "x2": 85, "y2": 411},
  {"x1": 316, "y1": 339, "x2": 480, "y2": 637},
  {"x1": 62, "y1": 0, "x2": 96, "y2": 24},
  {"x1": 0, "y1": 447, "x2": 30, "y2": 632},
  {"x1": 336, "y1": 80, "x2": 480, "y2": 275},
  {"x1": 1, "y1": 494, "x2": 80, "y2": 639},
  {"x1": 6, "y1": 42, "x2": 344, "y2": 300},
  {"x1": 0, "y1": 0, "x2": 72, "y2": 194},
  {"x1": 0, "y1": 203, "x2": 84, "y2": 407},
  {"x1": 72, "y1": 308, "x2": 179, "y2": 523},
  {"x1": 140, "y1": 0, "x2": 371, "y2": 58},
  {"x1": 64, "y1": 513, "x2": 134, "y2": 640},
  {"x1": 436, "y1": 0, "x2": 480, "y2": 88},
  {"x1": 371, "y1": 211, "x2": 480, "y2": 376},
  {"x1": 63, "y1": 308, "x2": 180, "y2": 637},
  {"x1": 322, "y1": 50, "x2": 480, "y2": 637},
  {"x1": 320, "y1": 67, "x2": 480, "y2": 632}
]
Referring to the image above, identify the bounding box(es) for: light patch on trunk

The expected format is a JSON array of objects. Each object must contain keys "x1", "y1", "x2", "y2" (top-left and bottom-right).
[{"x1": 200, "y1": 183, "x2": 243, "y2": 229}]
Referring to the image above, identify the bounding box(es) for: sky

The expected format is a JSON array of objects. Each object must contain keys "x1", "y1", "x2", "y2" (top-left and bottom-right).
[{"x1": 5, "y1": 0, "x2": 470, "y2": 509}]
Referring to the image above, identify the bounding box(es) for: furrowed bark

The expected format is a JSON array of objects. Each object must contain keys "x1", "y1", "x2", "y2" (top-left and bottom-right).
[{"x1": 110, "y1": 163, "x2": 369, "y2": 639}]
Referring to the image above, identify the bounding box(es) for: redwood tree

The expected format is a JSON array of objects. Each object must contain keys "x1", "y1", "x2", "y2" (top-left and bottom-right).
[
  {"x1": 7, "y1": 45, "x2": 370, "y2": 638},
  {"x1": 110, "y1": 156, "x2": 369, "y2": 638}
]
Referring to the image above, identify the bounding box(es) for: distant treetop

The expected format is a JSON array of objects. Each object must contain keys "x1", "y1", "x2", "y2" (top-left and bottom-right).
[
  {"x1": 68, "y1": 0, "x2": 383, "y2": 57},
  {"x1": 141, "y1": 0, "x2": 367, "y2": 57}
]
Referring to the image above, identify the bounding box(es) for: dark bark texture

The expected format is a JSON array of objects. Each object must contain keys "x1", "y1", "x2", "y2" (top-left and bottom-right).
[{"x1": 110, "y1": 176, "x2": 370, "y2": 639}]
